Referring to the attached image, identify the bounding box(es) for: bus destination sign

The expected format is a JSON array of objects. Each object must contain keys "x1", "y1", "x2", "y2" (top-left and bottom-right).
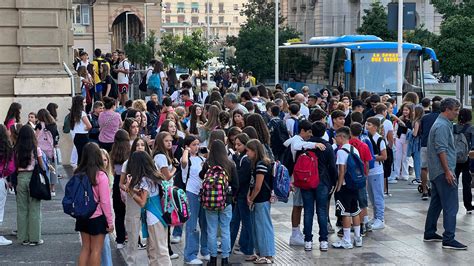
[{"x1": 371, "y1": 53, "x2": 400, "y2": 63}]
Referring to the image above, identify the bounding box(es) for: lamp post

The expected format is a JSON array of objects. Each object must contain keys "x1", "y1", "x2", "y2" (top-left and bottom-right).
[
  {"x1": 206, "y1": 0, "x2": 211, "y2": 85},
  {"x1": 125, "y1": 11, "x2": 135, "y2": 44},
  {"x1": 397, "y1": 0, "x2": 403, "y2": 105},
  {"x1": 144, "y1": 3, "x2": 156, "y2": 40},
  {"x1": 275, "y1": 0, "x2": 279, "y2": 85}
]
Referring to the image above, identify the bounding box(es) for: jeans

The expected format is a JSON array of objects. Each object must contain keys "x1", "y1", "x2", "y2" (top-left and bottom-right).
[
  {"x1": 455, "y1": 161, "x2": 473, "y2": 210},
  {"x1": 206, "y1": 205, "x2": 232, "y2": 258},
  {"x1": 230, "y1": 197, "x2": 254, "y2": 255},
  {"x1": 301, "y1": 184, "x2": 329, "y2": 242},
  {"x1": 0, "y1": 178, "x2": 6, "y2": 224},
  {"x1": 101, "y1": 234, "x2": 112, "y2": 266},
  {"x1": 412, "y1": 148, "x2": 421, "y2": 181},
  {"x1": 73, "y1": 133, "x2": 89, "y2": 163},
  {"x1": 16, "y1": 172, "x2": 42, "y2": 243},
  {"x1": 367, "y1": 173, "x2": 385, "y2": 221},
  {"x1": 424, "y1": 174, "x2": 459, "y2": 243},
  {"x1": 112, "y1": 174, "x2": 126, "y2": 244},
  {"x1": 172, "y1": 225, "x2": 182, "y2": 237},
  {"x1": 184, "y1": 192, "x2": 209, "y2": 262},
  {"x1": 250, "y1": 201, "x2": 275, "y2": 257}
]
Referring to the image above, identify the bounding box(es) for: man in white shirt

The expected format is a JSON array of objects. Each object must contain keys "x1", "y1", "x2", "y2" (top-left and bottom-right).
[
  {"x1": 294, "y1": 93, "x2": 310, "y2": 119},
  {"x1": 115, "y1": 50, "x2": 130, "y2": 106}
]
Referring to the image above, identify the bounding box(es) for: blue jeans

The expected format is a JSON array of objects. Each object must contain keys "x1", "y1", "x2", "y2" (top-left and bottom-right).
[
  {"x1": 413, "y1": 148, "x2": 421, "y2": 181},
  {"x1": 184, "y1": 192, "x2": 209, "y2": 262},
  {"x1": 424, "y1": 174, "x2": 459, "y2": 243},
  {"x1": 250, "y1": 201, "x2": 275, "y2": 257},
  {"x1": 206, "y1": 205, "x2": 232, "y2": 258},
  {"x1": 172, "y1": 225, "x2": 182, "y2": 237},
  {"x1": 367, "y1": 173, "x2": 385, "y2": 221},
  {"x1": 230, "y1": 197, "x2": 254, "y2": 255},
  {"x1": 101, "y1": 234, "x2": 112, "y2": 266},
  {"x1": 301, "y1": 184, "x2": 329, "y2": 242}
]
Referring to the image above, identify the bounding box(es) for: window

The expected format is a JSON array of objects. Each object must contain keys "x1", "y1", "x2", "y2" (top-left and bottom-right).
[
  {"x1": 178, "y1": 15, "x2": 185, "y2": 23},
  {"x1": 219, "y1": 16, "x2": 224, "y2": 24},
  {"x1": 165, "y1": 15, "x2": 171, "y2": 23},
  {"x1": 234, "y1": 4, "x2": 239, "y2": 11},
  {"x1": 219, "y1": 3, "x2": 225, "y2": 13},
  {"x1": 165, "y1": 2, "x2": 171, "y2": 13},
  {"x1": 206, "y1": 16, "x2": 213, "y2": 24},
  {"x1": 205, "y1": 3, "x2": 213, "y2": 13},
  {"x1": 233, "y1": 16, "x2": 238, "y2": 23},
  {"x1": 177, "y1": 2, "x2": 185, "y2": 13},
  {"x1": 73, "y1": 4, "x2": 90, "y2": 25},
  {"x1": 191, "y1": 16, "x2": 199, "y2": 24},
  {"x1": 191, "y1": 2, "x2": 199, "y2": 13}
]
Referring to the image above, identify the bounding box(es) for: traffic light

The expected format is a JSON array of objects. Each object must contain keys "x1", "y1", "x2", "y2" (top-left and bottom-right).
[{"x1": 219, "y1": 48, "x2": 226, "y2": 65}]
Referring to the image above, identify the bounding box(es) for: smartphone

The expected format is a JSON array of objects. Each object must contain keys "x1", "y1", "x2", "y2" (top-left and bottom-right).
[{"x1": 199, "y1": 147, "x2": 209, "y2": 154}]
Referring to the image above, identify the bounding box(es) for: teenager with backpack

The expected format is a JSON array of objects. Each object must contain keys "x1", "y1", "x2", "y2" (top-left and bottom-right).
[
  {"x1": 0, "y1": 125, "x2": 15, "y2": 246},
  {"x1": 92, "y1": 49, "x2": 110, "y2": 100},
  {"x1": 267, "y1": 105, "x2": 289, "y2": 161},
  {"x1": 199, "y1": 140, "x2": 238, "y2": 266},
  {"x1": 115, "y1": 50, "x2": 130, "y2": 107},
  {"x1": 70, "y1": 95, "x2": 92, "y2": 161},
  {"x1": 147, "y1": 62, "x2": 163, "y2": 103},
  {"x1": 73, "y1": 142, "x2": 114, "y2": 265},
  {"x1": 286, "y1": 103, "x2": 301, "y2": 137}
]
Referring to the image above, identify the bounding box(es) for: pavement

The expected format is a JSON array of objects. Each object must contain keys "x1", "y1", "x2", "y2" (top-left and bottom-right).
[{"x1": 0, "y1": 167, "x2": 473, "y2": 265}]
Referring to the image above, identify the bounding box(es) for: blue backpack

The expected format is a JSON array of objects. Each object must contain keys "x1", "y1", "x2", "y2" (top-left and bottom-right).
[
  {"x1": 342, "y1": 146, "x2": 367, "y2": 190},
  {"x1": 148, "y1": 73, "x2": 161, "y2": 92},
  {"x1": 271, "y1": 162, "x2": 291, "y2": 203},
  {"x1": 62, "y1": 174, "x2": 98, "y2": 219}
]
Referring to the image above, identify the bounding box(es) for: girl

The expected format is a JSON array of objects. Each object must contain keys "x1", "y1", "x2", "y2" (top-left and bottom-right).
[
  {"x1": 75, "y1": 143, "x2": 113, "y2": 266},
  {"x1": 232, "y1": 109, "x2": 245, "y2": 129},
  {"x1": 78, "y1": 66, "x2": 94, "y2": 100},
  {"x1": 98, "y1": 97, "x2": 122, "y2": 152},
  {"x1": 245, "y1": 114, "x2": 274, "y2": 161},
  {"x1": 226, "y1": 126, "x2": 242, "y2": 153},
  {"x1": 246, "y1": 139, "x2": 275, "y2": 264},
  {"x1": 110, "y1": 129, "x2": 130, "y2": 249},
  {"x1": 166, "y1": 112, "x2": 186, "y2": 138},
  {"x1": 409, "y1": 105, "x2": 424, "y2": 184},
  {"x1": 148, "y1": 62, "x2": 163, "y2": 103},
  {"x1": 159, "y1": 120, "x2": 185, "y2": 162},
  {"x1": 122, "y1": 118, "x2": 139, "y2": 145},
  {"x1": 199, "y1": 140, "x2": 238, "y2": 266},
  {"x1": 126, "y1": 151, "x2": 172, "y2": 266},
  {"x1": 392, "y1": 103, "x2": 414, "y2": 181},
  {"x1": 100, "y1": 64, "x2": 113, "y2": 99},
  {"x1": 199, "y1": 105, "x2": 220, "y2": 146},
  {"x1": 100, "y1": 149, "x2": 114, "y2": 266},
  {"x1": 0, "y1": 125, "x2": 15, "y2": 246},
  {"x1": 46, "y1": 102, "x2": 58, "y2": 121},
  {"x1": 230, "y1": 133, "x2": 254, "y2": 257},
  {"x1": 219, "y1": 111, "x2": 231, "y2": 133},
  {"x1": 4, "y1": 102, "x2": 22, "y2": 133},
  {"x1": 167, "y1": 68, "x2": 178, "y2": 95},
  {"x1": 27, "y1": 112, "x2": 37, "y2": 128},
  {"x1": 158, "y1": 98, "x2": 174, "y2": 128},
  {"x1": 187, "y1": 104, "x2": 207, "y2": 136},
  {"x1": 70, "y1": 95, "x2": 92, "y2": 161}
]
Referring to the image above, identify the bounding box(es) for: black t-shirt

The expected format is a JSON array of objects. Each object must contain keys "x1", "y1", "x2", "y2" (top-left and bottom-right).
[
  {"x1": 250, "y1": 161, "x2": 272, "y2": 203},
  {"x1": 234, "y1": 154, "x2": 252, "y2": 198}
]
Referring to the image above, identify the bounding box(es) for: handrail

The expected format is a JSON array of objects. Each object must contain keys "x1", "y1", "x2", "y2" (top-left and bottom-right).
[{"x1": 63, "y1": 62, "x2": 75, "y2": 97}]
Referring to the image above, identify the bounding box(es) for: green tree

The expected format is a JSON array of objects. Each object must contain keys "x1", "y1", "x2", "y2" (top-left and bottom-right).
[
  {"x1": 405, "y1": 25, "x2": 437, "y2": 48},
  {"x1": 158, "y1": 33, "x2": 181, "y2": 67},
  {"x1": 177, "y1": 30, "x2": 212, "y2": 73},
  {"x1": 124, "y1": 30, "x2": 156, "y2": 68},
  {"x1": 357, "y1": 1, "x2": 396, "y2": 41}
]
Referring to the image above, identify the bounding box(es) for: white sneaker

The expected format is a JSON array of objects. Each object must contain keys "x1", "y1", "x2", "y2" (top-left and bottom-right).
[
  {"x1": 171, "y1": 236, "x2": 181, "y2": 244},
  {"x1": 51, "y1": 191, "x2": 56, "y2": 197},
  {"x1": 116, "y1": 243, "x2": 125, "y2": 249},
  {"x1": 371, "y1": 219, "x2": 385, "y2": 230},
  {"x1": 0, "y1": 236, "x2": 12, "y2": 246},
  {"x1": 170, "y1": 253, "x2": 179, "y2": 260},
  {"x1": 8, "y1": 188, "x2": 15, "y2": 194},
  {"x1": 233, "y1": 250, "x2": 245, "y2": 255},
  {"x1": 332, "y1": 239, "x2": 353, "y2": 249},
  {"x1": 304, "y1": 241, "x2": 312, "y2": 251},
  {"x1": 185, "y1": 258, "x2": 203, "y2": 264},
  {"x1": 289, "y1": 234, "x2": 305, "y2": 246},
  {"x1": 319, "y1": 241, "x2": 328, "y2": 251},
  {"x1": 354, "y1": 236, "x2": 363, "y2": 247},
  {"x1": 198, "y1": 254, "x2": 210, "y2": 261},
  {"x1": 388, "y1": 179, "x2": 398, "y2": 184}
]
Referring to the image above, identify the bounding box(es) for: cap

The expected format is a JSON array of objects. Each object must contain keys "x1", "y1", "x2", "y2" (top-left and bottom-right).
[
  {"x1": 286, "y1": 88, "x2": 295, "y2": 93},
  {"x1": 314, "y1": 92, "x2": 322, "y2": 98}
]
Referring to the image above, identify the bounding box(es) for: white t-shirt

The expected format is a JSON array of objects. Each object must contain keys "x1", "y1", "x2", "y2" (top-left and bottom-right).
[
  {"x1": 198, "y1": 90, "x2": 209, "y2": 104},
  {"x1": 121, "y1": 160, "x2": 128, "y2": 174},
  {"x1": 72, "y1": 111, "x2": 88, "y2": 134},
  {"x1": 171, "y1": 89, "x2": 194, "y2": 105},
  {"x1": 300, "y1": 103, "x2": 310, "y2": 119},
  {"x1": 181, "y1": 155, "x2": 204, "y2": 195},
  {"x1": 145, "y1": 67, "x2": 153, "y2": 84},
  {"x1": 76, "y1": 60, "x2": 89, "y2": 71},
  {"x1": 117, "y1": 59, "x2": 130, "y2": 84},
  {"x1": 286, "y1": 117, "x2": 298, "y2": 137},
  {"x1": 139, "y1": 178, "x2": 161, "y2": 225},
  {"x1": 368, "y1": 133, "x2": 386, "y2": 175},
  {"x1": 336, "y1": 143, "x2": 360, "y2": 166},
  {"x1": 154, "y1": 154, "x2": 173, "y2": 172},
  {"x1": 376, "y1": 114, "x2": 394, "y2": 140}
]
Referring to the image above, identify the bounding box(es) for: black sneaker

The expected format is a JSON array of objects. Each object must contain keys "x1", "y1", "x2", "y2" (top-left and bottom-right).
[
  {"x1": 442, "y1": 240, "x2": 467, "y2": 250},
  {"x1": 360, "y1": 223, "x2": 366, "y2": 237},
  {"x1": 337, "y1": 228, "x2": 343, "y2": 237},
  {"x1": 423, "y1": 234, "x2": 442, "y2": 242},
  {"x1": 422, "y1": 193, "x2": 429, "y2": 201}
]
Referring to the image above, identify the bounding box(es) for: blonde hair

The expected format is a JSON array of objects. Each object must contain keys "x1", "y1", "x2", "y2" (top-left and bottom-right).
[
  {"x1": 132, "y1": 99, "x2": 147, "y2": 112},
  {"x1": 100, "y1": 149, "x2": 114, "y2": 187}
]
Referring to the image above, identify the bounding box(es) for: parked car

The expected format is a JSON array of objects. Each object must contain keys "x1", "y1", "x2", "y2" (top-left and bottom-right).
[{"x1": 424, "y1": 72, "x2": 439, "y2": 84}]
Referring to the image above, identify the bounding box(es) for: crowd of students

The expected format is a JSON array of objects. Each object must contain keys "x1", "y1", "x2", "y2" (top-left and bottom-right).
[{"x1": 0, "y1": 50, "x2": 473, "y2": 264}]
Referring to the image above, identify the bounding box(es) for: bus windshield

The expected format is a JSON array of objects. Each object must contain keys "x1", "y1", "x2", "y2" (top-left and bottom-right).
[{"x1": 353, "y1": 50, "x2": 422, "y2": 95}]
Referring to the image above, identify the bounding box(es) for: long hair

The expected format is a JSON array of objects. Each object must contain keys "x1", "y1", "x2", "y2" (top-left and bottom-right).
[
  {"x1": 245, "y1": 139, "x2": 271, "y2": 169},
  {"x1": 204, "y1": 105, "x2": 220, "y2": 131},
  {"x1": 189, "y1": 104, "x2": 206, "y2": 135},
  {"x1": 131, "y1": 137, "x2": 152, "y2": 155},
  {"x1": 126, "y1": 151, "x2": 164, "y2": 191},
  {"x1": 242, "y1": 126, "x2": 258, "y2": 139},
  {"x1": 0, "y1": 125, "x2": 13, "y2": 164},
  {"x1": 231, "y1": 109, "x2": 245, "y2": 128},
  {"x1": 400, "y1": 102, "x2": 414, "y2": 121},
  {"x1": 74, "y1": 142, "x2": 106, "y2": 186},
  {"x1": 166, "y1": 112, "x2": 184, "y2": 132},
  {"x1": 207, "y1": 140, "x2": 234, "y2": 180},
  {"x1": 37, "y1": 109, "x2": 56, "y2": 126},
  {"x1": 100, "y1": 63, "x2": 110, "y2": 81},
  {"x1": 209, "y1": 130, "x2": 226, "y2": 148},
  {"x1": 167, "y1": 68, "x2": 178, "y2": 88},
  {"x1": 152, "y1": 132, "x2": 173, "y2": 164},
  {"x1": 4, "y1": 102, "x2": 22, "y2": 125},
  {"x1": 46, "y1": 103, "x2": 58, "y2": 120},
  {"x1": 15, "y1": 126, "x2": 37, "y2": 169},
  {"x1": 245, "y1": 113, "x2": 270, "y2": 145},
  {"x1": 70, "y1": 95, "x2": 85, "y2": 130},
  {"x1": 122, "y1": 118, "x2": 138, "y2": 136},
  {"x1": 227, "y1": 126, "x2": 242, "y2": 149},
  {"x1": 110, "y1": 129, "x2": 131, "y2": 165},
  {"x1": 413, "y1": 105, "x2": 424, "y2": 124},
  {"x1": 403, "y1": 92, "x2": 419, "y2": 105},
  {"x1": 160, "y1": 119, "x2": 181, "y2": 141},
  {"x1": 101, "y1": 149, "x2": 114, "y2": 178}
]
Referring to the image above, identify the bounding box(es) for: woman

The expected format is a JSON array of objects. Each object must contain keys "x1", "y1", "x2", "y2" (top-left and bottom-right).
[
  {"x1": 46, "y1": 103, "x2": 58, "y2": 121},
  {"x1": 187, "y1": 104, "x2": 207, "y2": 136},
  {"x1": 409, "y1": 105, "x2": 424, "y2": 184},
  {"x1": 75, "y1": 143, "x2": 114, "y2": 266},
  {"x1": 126, "y1": 151, "x2": 172, "y2": 266},
  {"x1": 392, "y1": 103, "x2": 414, "y2": 181},
  {"x1": 148, "y1": 62, "x2": 163, "y2": 103},
  {"x1": 230, "y1": 133, "x2": 254, "y2": 257},
  {"x1": 70, "y1": 95, "x2": 92, "y2": 160},
  {"x1": 36, "y1": 109, "x2": 60, "y2": 197},
  {"x1": 199, "y1": 140, "x2": 238, "y2": 266},
  {"x1": 4, "y1": 102, "x2": 22, "y2": 133},
  {"x1": 232, "y1": 109, "x2": 245, "y2": 129},
  {"x1": 16, "y1": 126, "x2": 46, "y2": 246},
  {"x1": 167, "y1": 68, "x2": 179, "y2": 95},
  {"x1": 199, "y1": 105, "x2": 220, "y2": 146},
  {"x1": 246, "y1": 139, "x2": 275, "y2": 264},
  {"x1": 245, "y1": 113, "x2": 274, "y2": 161},
  {"x1": 98, "y1": 97, "x2": 122, "y2": 152},
  {"x1": 0, "y1": 125, "x2": 15, "y2": 246},
  {"x1": 109, "y1": 129, "x2": 130, "y2": 249},
  {"x1": 122, "y1": 118, "x2": 139, "y2": 145}
]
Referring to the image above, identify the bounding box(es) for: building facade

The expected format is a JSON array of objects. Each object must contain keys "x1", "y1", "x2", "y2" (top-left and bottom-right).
[{"x1": 162, "y1": 0, "x2": 248, "y2": 43}]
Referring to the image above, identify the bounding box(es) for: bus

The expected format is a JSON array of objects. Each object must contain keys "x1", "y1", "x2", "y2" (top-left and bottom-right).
[{"x1": 278, "y1": 35, "x2": 439, "y2": 97}]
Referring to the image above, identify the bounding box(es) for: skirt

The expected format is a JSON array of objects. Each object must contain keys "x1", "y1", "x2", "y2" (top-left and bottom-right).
[{"x1": 75, "y1": 215, "x2": 108, "y2": 235}]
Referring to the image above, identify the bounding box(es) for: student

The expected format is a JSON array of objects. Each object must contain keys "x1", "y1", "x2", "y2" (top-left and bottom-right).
[
  {"x1": 198, "y1": 82, "x2": 209, "y2": 104},
  {"x1": 98, "y1": 97, "x2": 122, "y2": 152},
  {"x1": 115, "y1": 50, "x2": 130, "y2": 107},
  {"x1": 267, "y1": 105, "x2": 289, "y2": 161},
  {"x1": 0, "y1": 125, "x2": 15, "y2": 246},
  {"x1": 327, "y1": 110, "x2": 346, "y2": 145},
  {"x1": 286, "y1": 103, "x2": 301, "y2": 137},
  {"x1": 365, "y1": 117, "x2": 387, "y2": 230},
  {"x1": 332, "y1": 127, "x2": 362, "y2": 249},
  {"x1": 126, "y1": 151, "x2": 172, "y2": 266},
  {"x1": 147, "y1": 61, "x2": 163, "y2": 102},
  {"x1": 4, "y1": 102, "x2": 22, "y2": 134},
  {"x1": 187, "y1": 104, "x2": 207, "y2": 135},
  {"x1": 100, "y1": 149, "x2": 114, "y2": 266},
  {"x1": 231, "y1": 109, "x2": 245, "y2": 129},
  {"x1": 70, "y1": 95, "x2": 92, "y2": 160},
  {"x1": 77, "y1": 66, "x2": 94, "y2": 99},
  {"x1": 198, "y1": 105, "x2": 220, "y2": 146},
  {"x1": 74, "y1": 143, "x2": 114, "y2": 266},
  {"x1": 391, "y1": 103, "x2": 414, "y2": 182},
  {"x1": 373, "y1": 103, "x2": 394, "y2": 184},
  {"x1": 180, "y1": 89, "x2": 194, "y2": 115},
  {"x1": 245, "y1": 114, "x2": 274, "y2": 161},
  {"x1": 88, "y1": 101, "x2": 104, "y2": 143},
  {"x1": 410, "y1": 105, "x2": 424, "y2": 184},
  {"x1": 27, "y1": 112, "x2": 37, "y2": 128},
  {"x1": 122, "y1": 118, "x2": 139, "y2": 145}
]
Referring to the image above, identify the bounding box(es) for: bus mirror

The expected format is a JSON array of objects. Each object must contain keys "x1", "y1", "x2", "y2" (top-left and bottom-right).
[
  {"x1": 344, "y1": 60, "x2": 352, "y2": 73},
  {"x1": 432, "y1": 60, "x2": 440, "y2": 73}
]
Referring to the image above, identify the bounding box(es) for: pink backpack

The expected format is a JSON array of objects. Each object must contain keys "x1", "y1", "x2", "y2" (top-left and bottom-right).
[{"x1": 36, "y1": 122, "x2": 55, "y2": 159}]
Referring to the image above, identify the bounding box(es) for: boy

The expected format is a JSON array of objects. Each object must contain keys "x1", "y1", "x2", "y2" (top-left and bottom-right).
[
  {"x1": 180, "y1": 89, "x2": 194, "y2": 115},
  {"x1": 333, "y1": 126, "x2": 362, "y2": 249},
  {"x1": 88, "y1": 101, "x2": 104, "y2": 143},
  {"x1": 328, "y1": 110, "x2": 346, "y2": 145},
  {"x1": 198, "y1": 82, "x2": 209, "y2": 104},
  {"x1": 268, "y1": 105, "x2": 289, "y2": 161},
  {"x1": 286, "y1": 103, "x2": 301, "y2": 137},
  {"x1": 365, "y1": 117, "x2": 387, "y2": 230}
]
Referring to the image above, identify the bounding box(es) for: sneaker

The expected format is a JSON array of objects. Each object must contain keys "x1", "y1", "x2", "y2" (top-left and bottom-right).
[
  {"x1": 171, "y1": 236, "x2": 181, "y2": 244},
  {"x1": 304, "y1": 241, "x2": 312, "y2": 251},
  {"x1": 138, "y1": 242, "x2": 147, "y2": 250},
  {"x1": 360, "y1": 224, "x2": 366, "y2": 237},
  {"x1": 50, "y1": 191, "x2": 56, "y2": 197},
  {"x1": 371, "y1": 219, "x2": 385, "y2": 230},
  {"x1": 22, "y1": 241, "x2": 30, "y2": 246},
  {"x1": 116, "y1": 243, "x2": 125, "y2": 249},
  {"x1": 327, "y1": 223, "x2": 335, "y2": 234},
  {"x1": 354, "y1": 236, "x2": 363, "y2": 247},
  {"x1": 442, "y1": 240, "x2": 467, "y2": 250},
  {"x1": 0, "y1": 236, "x2": 12, "y2": 246},
  {"x1": 467, "y1": 210, "x2": 473, "y2": 214},
  {"x1": 411, "y1": 179, "x2": 422, "y2": 185},
  {"x1": 186, "y1": 258, "x2": 203, "y2": 264},
  {"x1": 12, "y1": 230, "x2": 17, "y2": 236},
  {"x1": 233, "y1": 250, "x2": 245, "y2": 255},
  {"x1": 8, "y1": 188, "x2": 15, "y2": 194},
  {"x1": 365, "y1": 223, "x2": 373, "y2": 232},
  {"x1": 388, "y1": 179, "x2": 398, "y2": 184},
  {"x1": 337, "y1": 228, "x2": 343, "y2": 237},
  {"x1": 29, "y1": 239, "x2": 44, "y2": 246},
  {"x1": 289, "y1": 234, "x2": 305, "y2": 246},
  {"x1": 423, "y1": 234, "x2": 443, "y2": 242},
  {"x1": 319, "y1": 241, "x2": 329, "y2": 251},
  {"x1": 198, "y1": 254, "x2": 210, "y2": 261},
  {"x1": 332, "y1": 239, "x2": 353, "y2": 249},
  {"x1": 170, "y1": 253, "x2": 179, "y2": 260},
  {"x1": 422, "y1": 193, "x2": 429, "y2": 200}
]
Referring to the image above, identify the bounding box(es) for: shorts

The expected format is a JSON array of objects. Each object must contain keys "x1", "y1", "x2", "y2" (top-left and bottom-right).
[
  {"x1": 335, "y1": 186, "x2": 361, "y2": 217},
  {"x1": 421, "y1": 147, "x2": 428, "y2": 168},
  {"x1": 95, "y1": 83, "x2": 104, "y2": 93},
  {"x1": 293, "y1": 187, "x2": 303, "y2": 207},
  {"x1": 118, "y1": 84, "x2": 129, "y2": 94},
  {"x1": 75, "y1": 215, "x2": 108, "y2": 235},
  {"x1": 357, "y1": 187, "x2": 368, "y2": 209}
]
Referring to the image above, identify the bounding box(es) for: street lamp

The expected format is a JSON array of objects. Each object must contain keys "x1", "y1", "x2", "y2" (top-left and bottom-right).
[
  {"x1": 397, "y1": 0, "x2": 403, "y2": 106},
  {"x1": 125, "y1": 11, "x2": 135, "y2": 44},
  {"x1": 144, "y1": 3, "x2": 157, "y2": 40},
  {"x1": 275, "y1": 0, "x2": 279, "y2": 85},
  {"x1": 206, "y1": 0, "x2": 211, "y2": 85}
]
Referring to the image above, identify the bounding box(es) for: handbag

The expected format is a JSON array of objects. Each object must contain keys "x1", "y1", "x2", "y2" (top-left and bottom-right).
[{"x1": 29, "y1": 149, "x2": 51, "y2": 201}]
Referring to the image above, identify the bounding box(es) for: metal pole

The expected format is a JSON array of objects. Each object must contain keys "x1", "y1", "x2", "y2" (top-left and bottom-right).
[
  {"x1": 275, "y1": 0, "x2": 279, "y2": 85},
  {"x1": 207, "y1": 0, "x2": 211, "y2": 85},
  {"x1": 397, "y1": 0, "x2": 403, "y2": 105},
  {"x1": 126, "y1": 12, "x2": 129, "y2": 44},
  {"x1": 144, "y1": 4, "x2": 148, "y2": 40}
]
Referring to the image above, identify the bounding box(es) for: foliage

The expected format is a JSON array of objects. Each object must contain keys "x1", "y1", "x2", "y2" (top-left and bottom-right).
[
  {"x1": 431, "y1": 0, "x2": 474, "y2": 19},
  {"x1": 356, "y1": 1, "x2": 396, "y2": 41},
  {"x1": 404, "y1": 24, "x2": 437, "y2": 48},
  {"x1": 158, "y1": 33, "x2": 181, "y2": 67},
  {"x1": 124, "y1": 30, "x2": 156, "y2": 68},
  {"x1": 240, "y1": 0, "x2": 285, "y2": 28}
]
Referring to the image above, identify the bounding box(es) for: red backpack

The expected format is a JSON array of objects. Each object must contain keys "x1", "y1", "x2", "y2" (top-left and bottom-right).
[{"x1": 293, "y1": 151, "x2": 320, "y2": 190}]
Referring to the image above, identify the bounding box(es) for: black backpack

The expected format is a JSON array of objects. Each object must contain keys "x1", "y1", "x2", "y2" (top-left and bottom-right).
[
  {"x1": 281, "y1": 144, "x2": 295, "y2": 176},
  {"x1": 268, "y1": 118, "x2": 289, "y2": 158},
  {"x1": 139, "y1": 69, "x2": 151, "y2": 92}
]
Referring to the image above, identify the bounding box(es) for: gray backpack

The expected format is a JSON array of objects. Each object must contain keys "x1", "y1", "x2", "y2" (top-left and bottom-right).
[{"x1": 454, "y1": 128, "x2": 469, "y2": 163}]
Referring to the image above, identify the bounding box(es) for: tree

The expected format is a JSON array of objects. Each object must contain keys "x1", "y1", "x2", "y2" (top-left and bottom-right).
[
  {"x1": 158, "y1": 33, "x2": 181, "y2": 67},
  {"x1": 405, "y1": 25, "x2": 437, "y2": 48},
  {"x1": 357, "y1": 1, "x2": 396, "y2": 41},
  {"x1": 240, "y1": 0, "x2": 285, "y2": 28},
  {"x1": 177, "y1": 30, "x2": 213, "y2": 80},
  {"x1": 124, "y1": 30, "x2": 156, "y2": 68}
]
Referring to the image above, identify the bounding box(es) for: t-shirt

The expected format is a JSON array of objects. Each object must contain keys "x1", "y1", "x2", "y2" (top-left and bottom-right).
[
  {"x1": 121, "y1": 160, "x2": 128, "y2": 174},
  {"x1": 299, "y1": 104, "x2": 310, "y2": 119},
  {"x1": 154, "y1": 153, "x2": 173, "y2": 172},
  {"x1": 250, "y1": 161, "x2": 271, "y2": 203},
  {"x1": 376, "y1": 114, "x2": 394, "y2": 140},
  {"x1": 18, "y1": 147, "x2": 43, "y2": 172},
  {"x1": 184, "y1": 100, "x2": 194, "y2": 109},
  {"x1": 368, "y1": 133, "x2": 386, "y2": 175},
  {"x1": 348, "y1": 138, "x2": 372, "y2": 175},
  {"x1": 72, "y1": 111, "x2": 88, "y2": 134},
  {"x1": 139, "y1": 178, "x2": 161, "y2": 225},
  {"x1": 285, "y1": 117, "x2": 298, "y2": 137},
  {"x1": 336, "y1": 143, "x2": 360, "y2": 166},
  {"x1": 98, "y1": 110, "x2": 122, "y2": 143},
  {"x1": 198, "y1": 91, "x2": 209, "y2": 104},
  {"x1": 181, "y1": 155, "x2": 204, "y2": 195},
  {"x1": 117, "y1": 59, "x2": 130, "y2": 84}
]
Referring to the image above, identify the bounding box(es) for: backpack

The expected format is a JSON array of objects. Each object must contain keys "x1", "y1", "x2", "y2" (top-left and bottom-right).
[
  {"x1": 161, "y1": 180, "x2": 190, "y2": 226},
  {"x1": 36, "y1": 122, "x2": 55, "y2": 159},
  {"x1": 327, "y1": 128, "x2": 336, "y2": 145},
  {"x1": 281, "y1": 144, "x2": 295, "y2": 176},
  {"x1": 139, "y1": 69, "x2": 152, "y2": 92},
  {"x1": 290, "y1": 117, "x2": 300, "y2": 137},
  {"x1": 270, "y1": 161, "x2": 291, "y2": 203},
  {"x1": 268, "y1": 118, "x2": 290, "y2": 159},
  {"x1": 342, "y1": 146, "x2": 367, "y2": 190},
  {"x1": 293, "y1": 151, "x2": 320, "y2": 190},
  {"x1": 62, "y1": 174, "x2": 98, "y2": 219},
  {"x1": 454, "y1": 127, "x2": 469, "y2": 163},
  {"x1": 173, "y1": 155, "x2": 203, "y2": 190},
  {"x1": 63, "y1": 114, "x2": 71, "y2": 134},
  {"x1": 200, "y1": 165, "x2": 229, "y2": 211}
]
